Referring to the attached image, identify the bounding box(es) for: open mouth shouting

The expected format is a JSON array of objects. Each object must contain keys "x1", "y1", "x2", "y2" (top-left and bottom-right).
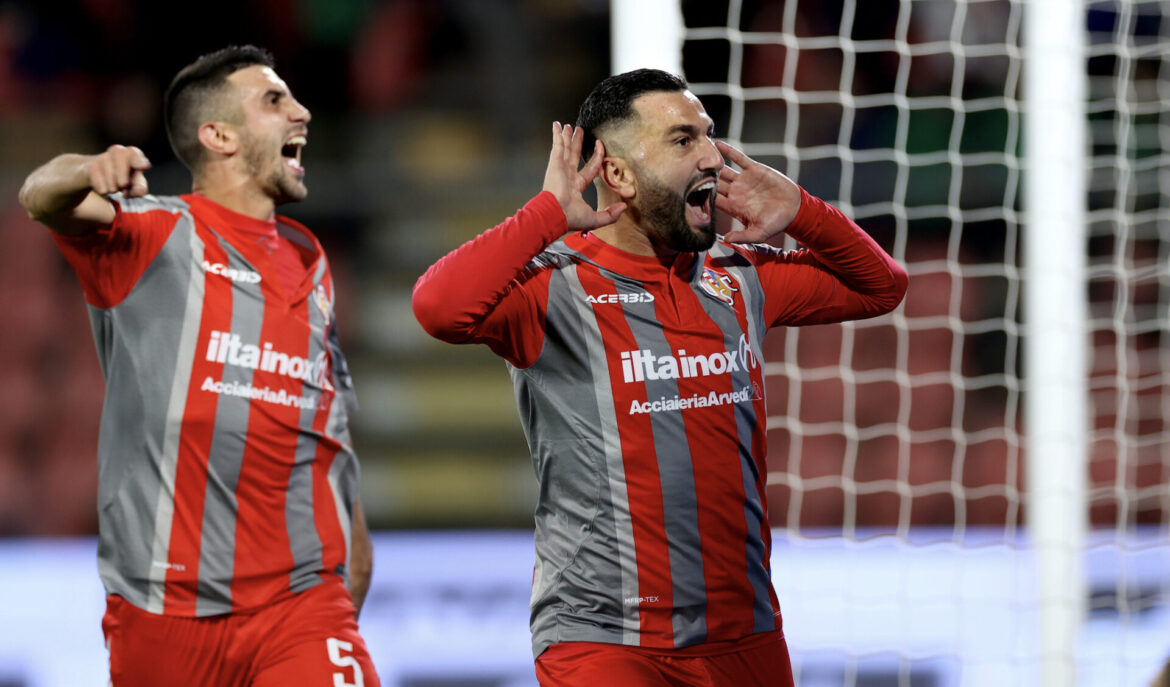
[
  {"x1": 281, "y1": 134, "x2": 307, "y2": 175},
  {"x1": 685, "y1": 178, "x2": 717, "y2": 227}
]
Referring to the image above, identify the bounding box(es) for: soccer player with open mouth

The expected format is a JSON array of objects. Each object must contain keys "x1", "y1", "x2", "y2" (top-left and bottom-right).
[{"x1": 414, "y1": 68, "x2": 907, "y2": 687}]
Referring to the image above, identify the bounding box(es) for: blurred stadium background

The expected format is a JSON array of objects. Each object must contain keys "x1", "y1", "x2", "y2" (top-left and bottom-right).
[
  {"x1": 0, "y1": 0, "x2": 612, "y2": 534},
  {"x1": 1, "y1": 0, "x2": 1169, "y2": 685}
]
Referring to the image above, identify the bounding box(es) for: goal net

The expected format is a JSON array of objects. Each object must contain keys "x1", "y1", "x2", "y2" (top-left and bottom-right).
[{"x1": 614, "y1": 1, "x2": 1170, "y2": 685}]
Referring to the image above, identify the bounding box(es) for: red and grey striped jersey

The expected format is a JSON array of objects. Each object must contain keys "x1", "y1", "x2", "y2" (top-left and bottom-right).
[
  {"x1": 414, "y1": 189, "x2": 907, "y2": 657},
  {"x1": 53, "y1": 193, "x2": 361, "y2": 617}
]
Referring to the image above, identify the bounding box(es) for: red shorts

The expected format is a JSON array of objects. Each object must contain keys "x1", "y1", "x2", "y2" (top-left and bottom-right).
[
  {"x1": 535, "y1": 630, "x2": 794, "y2": 687},
  {"x1": 102, "y1": 577, "x2": 379, "y2": 687}
]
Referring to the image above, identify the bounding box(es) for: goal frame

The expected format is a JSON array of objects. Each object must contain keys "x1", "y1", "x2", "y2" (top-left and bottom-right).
[{"x1": 610, "y1": 1, "x2": 1089, "y2": 684}]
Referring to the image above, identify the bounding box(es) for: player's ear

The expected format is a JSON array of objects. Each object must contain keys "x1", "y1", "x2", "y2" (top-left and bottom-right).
[
  {"x1": 601, "y1": 156, "x2": 637, "y2": 201},
  {"x1": 198, "y1": 121, "x2": 238, "y2": 156}
]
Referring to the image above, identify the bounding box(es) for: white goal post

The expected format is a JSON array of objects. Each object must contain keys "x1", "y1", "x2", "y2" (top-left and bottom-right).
[
  {"x1": 612, "y1": 1, "x2": 1169, "y2": 685},
  {"x1": 1023, "y1": 3, "x2": 1087, "y2": 686}
]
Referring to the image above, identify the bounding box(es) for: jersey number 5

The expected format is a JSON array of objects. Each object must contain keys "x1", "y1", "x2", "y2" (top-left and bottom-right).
[{"x1": 326, "y1": 637, "x2": 364, "y2": 687}]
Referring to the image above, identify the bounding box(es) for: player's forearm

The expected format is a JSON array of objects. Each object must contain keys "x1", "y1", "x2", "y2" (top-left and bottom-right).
[
  {"x1": 412, "y1": 191, "x2": 566, "y2": 343},
  {"x1": 785, "y1": 188, "x2": 908, "y2": 310},
  {"x1": 19, "y1": 154, "x2": 101, "y2": 230}
]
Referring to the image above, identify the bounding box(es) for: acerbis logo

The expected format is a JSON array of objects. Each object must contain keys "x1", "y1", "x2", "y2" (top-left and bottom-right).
[
  {"x1": 586, "y1": 292, "x2": 655, "y2": 305},
  {"x1": 202, "y1": 260, "x2": 261, "y2": 284}
]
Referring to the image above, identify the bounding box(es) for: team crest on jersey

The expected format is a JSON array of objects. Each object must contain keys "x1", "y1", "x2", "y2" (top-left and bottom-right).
[
  {"x1": 313, "y1": 284, "x2": 332, "y2": 323},
  {"x1": 699, "y1": 268, "x2": 738, "y2": 306}
]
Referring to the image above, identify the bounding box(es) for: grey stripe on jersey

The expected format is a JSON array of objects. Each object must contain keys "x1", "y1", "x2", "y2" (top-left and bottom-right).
[
  {"x1": 695, "y1": 243, "x2": 776, "y2": 632},
  {"x1": 286, "y1": 258, "x2": 332, "y2": 593},
  {"x1": 87, "y1": 196, "x2": 200, "y2": 614},
  {"x1": 194, "y1": 234, "x2": 266, "y2": 614},
  {"x1": 327, "y1": 444, "x2": 356, "y2": 579},
  {"x1": 325, "y1": 325, "x2": 357, "y2": 440},
  {"x1": 316, "y1": 257, "x2": 361, "y2": 584},
  {"x1": 324, "y1": 351, "x2": 359, "y2": 583},
  {"x1": 285, "y1": 452, "x2": 324, "y2": 593},
  {"x1": 515, "y1": 253, "x2": 638, "y2": 656},
  {"x1": 557, "y1": 263, "x2": 641, "y2": 644},
  {"x1": 611, "y1": 267, "x2": 708, "y2": 647}
]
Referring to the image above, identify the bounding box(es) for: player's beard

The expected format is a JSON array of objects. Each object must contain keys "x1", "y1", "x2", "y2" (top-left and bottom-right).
[
  {"x1": 637, "y1": 174, "x2": 717, "y2": 253},
  {"x1": 242, "y1": 131, "x2": 307, "y2": 205}
]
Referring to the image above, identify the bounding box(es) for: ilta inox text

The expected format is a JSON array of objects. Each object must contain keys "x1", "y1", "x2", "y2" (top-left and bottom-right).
[
  {"x1": 618, "y1": 334, "x2": 758, "y2": 383},
  {"x1": 205, "y1": 330, "x2": 332, "y2": 388}
]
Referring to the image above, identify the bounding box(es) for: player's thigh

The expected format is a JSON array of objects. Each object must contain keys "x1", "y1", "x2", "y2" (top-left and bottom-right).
[
  {"x1": 703, "y1": 632, "x2": 794, "y2": 687},
  {"x1": 250, "y1": 633, "x2": 378, "y2": 687},
  {"x1": 535, "y1": 642, "x2": 674, "y2": 687},
  {"x1": 249, "y1": 581, "x2": 380, "y2": 687},
  {"x1": 103, "y1": 595, "x2": 246, "y2": 687}
]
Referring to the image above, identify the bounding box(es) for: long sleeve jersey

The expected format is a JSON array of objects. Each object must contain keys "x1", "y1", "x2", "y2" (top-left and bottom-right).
[
  {"x1": 53, "y1": 193, "x2": 361, "y2": 617},
  {"x1": 413, "y1": 189, "x2": 908, "y2": 657}
]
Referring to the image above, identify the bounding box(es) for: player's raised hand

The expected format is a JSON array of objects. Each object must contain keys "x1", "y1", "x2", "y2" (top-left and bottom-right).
[
  {"x1": 715, "y1": 140, "x2": 801, "y2": 244},
  {"x1": 542, "y1": 123, "x2": 626, "y2": 231},
  {"x1": 88, "y1": 144, "x2": 152, "y2": 198},
  {"x1": 20, "y1": 144, "x2": 153, "y2": 235}
]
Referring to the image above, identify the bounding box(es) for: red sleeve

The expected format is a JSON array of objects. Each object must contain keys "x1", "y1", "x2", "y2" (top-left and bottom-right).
[
  {"x1": 52, "y1": 196, "x2": 181, "y2": 308},
  {"x1": 411, "y1": 191, "x2": 568, "y2": 367},
  {"x1": 752, "y1": 187, "x2": 909, "y2": 327}
]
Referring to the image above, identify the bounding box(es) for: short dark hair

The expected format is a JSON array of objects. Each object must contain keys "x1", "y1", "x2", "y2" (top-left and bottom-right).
[
  {"x1": 575, "y1": 68, "x2": 689, "y2": 161},
  {"x1": 163, "y1": 45, "x2": 276, "y2": 172}
]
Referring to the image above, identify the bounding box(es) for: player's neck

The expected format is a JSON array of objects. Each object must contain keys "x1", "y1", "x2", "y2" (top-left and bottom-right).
[
  {"x1": 590, "y1": 216, "x2": 679, "y2": 260},
  {"x1": 192, "y1": 170, "x2": 277, "y2": 222}
]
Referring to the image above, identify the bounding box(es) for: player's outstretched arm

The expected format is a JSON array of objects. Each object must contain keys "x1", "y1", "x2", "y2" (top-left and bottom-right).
[
  {"x1": 19, "y1": 145, "x2": 151, "y2": 236},
  {"x1": 714, "y1": 140, "x2": 802, "y2": 244},
  {"x1": 543, "y1": 123, "x2": 625, "y2": 231}
]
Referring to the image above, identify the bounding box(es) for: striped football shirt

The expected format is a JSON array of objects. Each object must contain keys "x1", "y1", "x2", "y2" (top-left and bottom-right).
[
  {"x1": 53, "y1": 192, "x2": 360, "y2": 617},
  {"x1": 413, "y1": 189, "x2": 908, "y2": 657}
]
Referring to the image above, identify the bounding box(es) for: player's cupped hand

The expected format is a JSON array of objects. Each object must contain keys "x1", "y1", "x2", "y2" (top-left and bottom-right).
[
  {"x1": 542, "y1": 123, "x2": 625, "y2": 232},
  {"x1": 716, "y1": 140, "x2": 801, "y2": 244}
]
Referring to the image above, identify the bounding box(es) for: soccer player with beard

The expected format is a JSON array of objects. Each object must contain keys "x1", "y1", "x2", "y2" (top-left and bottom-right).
[
  {"x1": 413, "y1": 68, "x2": 908, "y2": 686},
  {"x1": 19, "y1": 46, "x2": 378, "y2": 686}
]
